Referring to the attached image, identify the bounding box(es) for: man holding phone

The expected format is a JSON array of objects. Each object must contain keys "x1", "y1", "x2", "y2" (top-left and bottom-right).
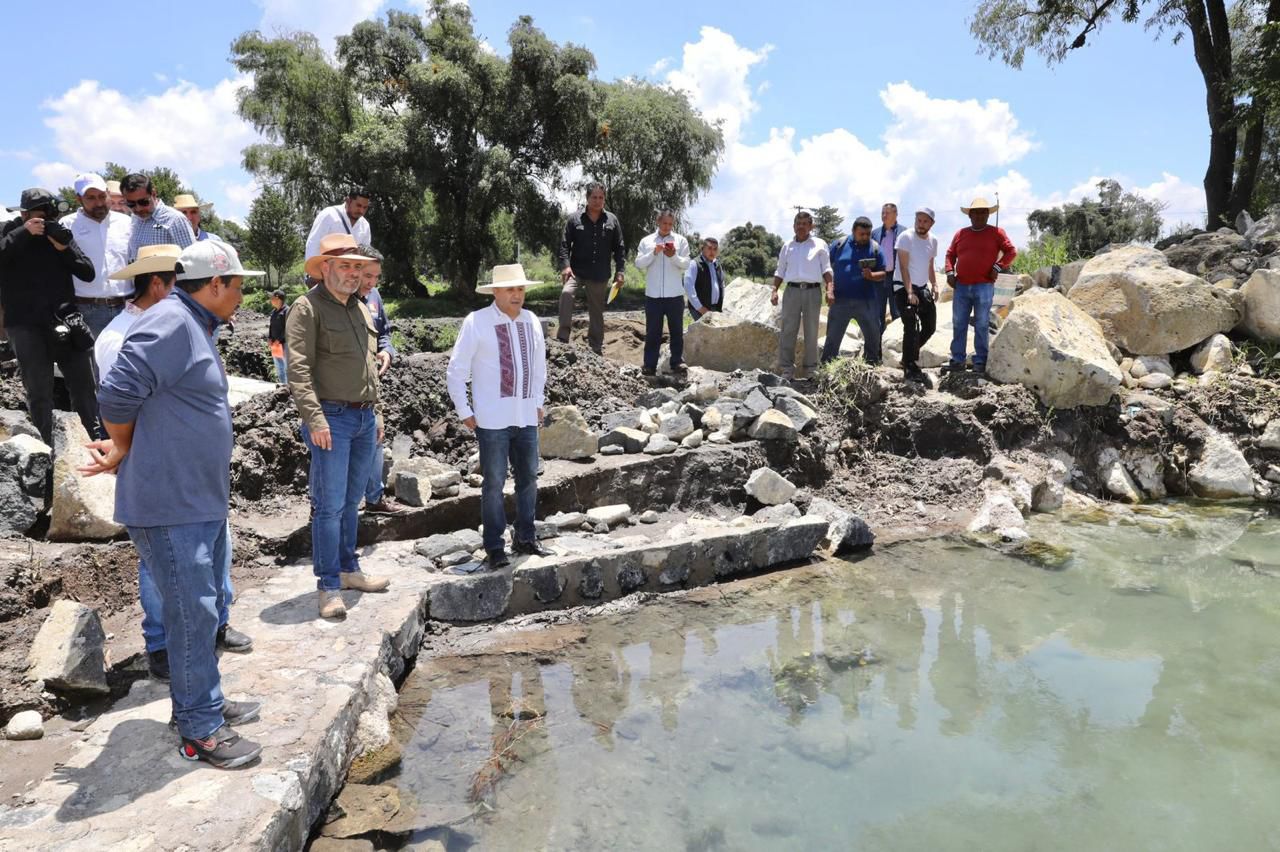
[
  {"x1": 894, "y1": 207, "x2": 940, "y2": 384},
  {"x1": 821, "y1": 216, "x2": 884, "y2": 365}
]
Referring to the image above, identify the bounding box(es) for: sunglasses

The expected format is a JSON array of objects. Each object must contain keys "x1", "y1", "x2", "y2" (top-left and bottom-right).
[{"x1": 125, "y1": 196, "x2": 154, "y2": 209}]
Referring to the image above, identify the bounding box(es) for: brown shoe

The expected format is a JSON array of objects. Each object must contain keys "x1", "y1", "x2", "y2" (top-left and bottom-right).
[
  {"x1": 340, "y1": 571, "x2": 390, "y2": 593},
  {"x1": 364, "y1": 498, "x2": 410, "y2": 515},
  {"x1": 318, "y1": 590, "x2": 346, "y2": 619}
]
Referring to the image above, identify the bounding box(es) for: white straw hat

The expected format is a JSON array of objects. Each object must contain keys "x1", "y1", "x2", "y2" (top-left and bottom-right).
[{"x1": 476, "y1": 263, "x2": 541, "y2": 294}]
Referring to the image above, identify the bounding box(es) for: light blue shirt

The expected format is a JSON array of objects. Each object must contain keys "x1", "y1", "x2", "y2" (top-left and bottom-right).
[{"x1": 127, "y1": 200, "x2": 194, "y2": 262}]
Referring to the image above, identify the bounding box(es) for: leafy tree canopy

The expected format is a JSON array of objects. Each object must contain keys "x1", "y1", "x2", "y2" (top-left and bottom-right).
[
  {"x1": 1027, "y1": 178, "x2": 1165, "y2": 257},
  {"x1": 719, "y1": 221, "x2": 785, "y2": 280}
]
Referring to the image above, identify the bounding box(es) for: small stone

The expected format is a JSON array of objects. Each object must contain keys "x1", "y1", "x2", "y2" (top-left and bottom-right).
[
  {"x1": 754, "y1": 502, "x2": 801, "y2": 523},
  {"x1": 586, "y1": 504, "x2": 632, "y2": 528},
  {"x1": 1137, "y1": 373, "x2": 1173, "y2": 390},
  {"x1": 707, "y1": 431, "x2": 731, "y2": 444},
  {"x1": 747, "y1": 409, "x2": 798, "y2": 442},
  {"x1": 681, "y1": 431, "x2": 703, "y2": 449},
  {"x1": 26, "y1": 600, "x2": 109, "y2": 695},
  {"x1": 639, "y1": 510, "x2": 660, "y2": 524},
  {"x1": 643, "y1": 433, "x2": 678, "y2": 455},
  {"x1": 466, "y1": 474, "x2": 483, "y2": 488},
  {"x1": 538, "y1": 405, "x2": 598, "y2": 460},
  {"x1": 659, "y1": 413, "x2": 696, "y2": 442},
  {"x1": 394, "y1": 471, "x2": 430, "y2": 507},
  {"x1": 599, "y1": 426, "x2": 648, "y2": 454},
  {"x1": 745, "y1": 467, "x2": 797, "y2": 506},
  {"x1": 1265, "y1": 465, "x2": 1280, "y2": 484},
  {"x1": 427, "y1": 471, "x2": 462, "y2": 491},
  {"x1": 601, "y1": 444, "x2": 625, "y2": 456},
  {"x1": 546, "y1": 511, "x2": 587, "y2": 530},
  {"x1": 771, "y1": 396, "x2": 818, "y2": 432},
  {"x1": 4, "y1": 710, "x2": 44, "y2": 741}
]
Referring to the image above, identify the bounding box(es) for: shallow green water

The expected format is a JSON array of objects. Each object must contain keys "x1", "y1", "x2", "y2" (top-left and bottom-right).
[{"x1": 387, "y1": 503, "x2": 1280, "y2": 851}]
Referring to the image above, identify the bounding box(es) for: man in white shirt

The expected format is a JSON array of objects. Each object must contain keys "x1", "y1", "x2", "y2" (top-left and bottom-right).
[
  {"x1": 447, "y1": 263, "x2": 550, "y2": 569},
  {"x1": 771, "y1": 210, "x2": 833, "y2": 381},
  {"x1": 893, "y1": 207, "x2": 940, "y2": 384},
  {"x1": 304, "y1": 187, "x2": 372, "y2": 280},
  {"x1": 61, "y1": 173, "x2": 133, "y2": 337},
  {"x1": 634, "y1": 210, "x2": 691, "y2": 376}
]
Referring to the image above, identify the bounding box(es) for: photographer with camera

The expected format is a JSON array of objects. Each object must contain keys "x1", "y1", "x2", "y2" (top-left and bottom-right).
[
  {"x1": 0, "y1": 188, "x2": 99, "y2": 444},
  {"x1": 821, "y1": 216, "x2": 884, "y2": 365}
]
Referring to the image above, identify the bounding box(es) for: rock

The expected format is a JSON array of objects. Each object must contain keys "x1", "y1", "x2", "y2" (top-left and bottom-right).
[
  {"x1": 599, "y1": 426, "x2": 649, "y2": 454},
  {"x1": 1122, "y1": 447, "x2": 1166, "y2": 500},
  {"x1": 1260, "y1": 419, "x2": 1280, "y2": 450},
  {"x1": 771, "y1": 395, "x2": 818, "y2": 432},
  {"x1": 754, "y1": 502, "x2": 801, "y2": 523},
  {"x1": 515, "y1": 563, "x2": 566, "y2": 603},
  {"x1": 26, "y1": 600, "x2": 109, "y2": 694},
  {"x1": 1189, "y1": 427, "x2": 1255, "y2": 499},
  {"x1": 967, "y1": 490, "x2": 1025, "y2": 534},
  {"x1": 428, "y1": 470, "x2": 462, "y2": 492},
  {"x1": 1068, "y1": 245, "x2": 1242, "y2": 355},
  {"x1": 746, "y1": 467, "x2": 797, "y2": 506},
  {"x1": 1137, "y1": 373, "x2": 1173, "y2": 390},
  {"x1": 351, "y1": 672, "x2": 397, "y2": 761},
  {"x1": 636, "y1": 387, "x2": 679, "y2": 409},
  {"x1": 0, "y1": 433, "x2": 52, "y2": 498},
  {"x1": 600, "y1": 444, "x2": 625, "y2": 456},
  {"x1": 643, "y1": 433, "x2": 678, "y2": 455},
  {"x1": 394, "y1": 471, "x2": 430, "y2": 507},
  {"x1": 707, "y1": 431, "x2": 731, "y2": 444},
  {"x1": 546, "y1": 511, "x2": 587, "y2": 531},
  {"x1": 1097, "y1": 448, "x2": 1142, "y2": 503},
  {"x1": 986, "y1": 290, "x2": 1122, "y2": 408},
  {"x1": 321, "y1": 784, "x2": 401, "y2": 839},
  {"x1": 0, "y1": 465, "x2": 37, "y2": 535},
  {"x1": 659, "y1": 413, "x2": 696, "y2": 442},
  {"x1": 1057, "y1": 259, "x2": 1089, "y2": 295},
  {"x1": 601, "y1": 408, "x2": 657, "y2": 435},
  {"x1": 747, "y1": 409, "x2": 799, "y2": 442},
  {"x1": 680, "y1": 403, "x2": 706, "y2": 430},
  {"x1": 465, "y1": 473, "x2": 483, "y2": 488},
  {"x1": 428, "y1": 571, "x2": 513, "y2": 621},
  {"x1": 587, "y1": 504, "x2": 632, "y2": 527},
  {"x1": 0, "y1": 409, "x2": 40, "y2": 442},
  {"x1": 1238, "y1": 269, "x2": 1280, "y2": 341},
  {"x1": 4, "y1": 710, "x2": 44, "y2": 740},
  {"x1": 765, "y1": 516, "x2": 829, "y2": 564},
  {"x1": 806, "y1": 497, "x2": 875, "y2": 553},
  {"x1": 1134, "y1": 355, "x2": 1174, "y2": 377},
  {"x1": 638, "y1": 510, "x2": 660, "y2": 524},
  {"x1": 685, "y1": 312, "x2": 782, "y2": 372},
  {"x1": 681, "y1": 431, "x2": 703, "y2": 449},
  {"x1": 1032, "y1": 460, "x2": 1068, "y2": 513},
  {"x1": 413, "y1": 533, "x2": 472, "y2": 561},
  {"x1": 48, "y1": 412, "x2": 125, "y2": 541},
  {"x1": 1190, "y1": 333, "x2": 1234, "y2": 374},
  {"x1": 538, "y1": 405, "x2": 597, "y2": 460}
]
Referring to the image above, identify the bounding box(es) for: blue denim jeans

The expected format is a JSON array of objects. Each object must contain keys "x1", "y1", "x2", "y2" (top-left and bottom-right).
[
  {"x1": 364, "y1": 440, "x2": 385, "y2": 505},
  {"x1": 644, "y1": 296, "x2": 685, "y2": 370},
  {"x1": 874, "y1": 278, "x2": 900, "y2": 331},
  {"x1": 477, "y1": 425, "x2": 539, "y2": 554},
  {"x1": 272, "y1": 355, "x2": 288, "y2": 384},
  {"x1": 950, "y1": 282, "x2": 995, "y2": 367},
  {"x1": 822, "y1": 297, "x2": 882, "y2": 364},
  {"x1": 78, "y1": 301, "x2": 124, "y2": 339},
  {"x1": 139, "y1": 521, "x2": 233, "y2": 653},
  {"x1": 128, "y1": 520, "x2": 228, "y2": 740},
  {"x1": 303, "y1": 404, "x2": 378, "y2": 591}
]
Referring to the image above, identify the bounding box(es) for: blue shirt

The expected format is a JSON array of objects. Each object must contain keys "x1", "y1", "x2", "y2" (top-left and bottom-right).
[
  {"x1": 828, "y1": 236, "x2": 882, "y2": 300},
  {"x1": 127, "y1": 200, "x2": 194, "y2": 262},
  {"x1": 360, "y1": 287, "x2": 395, "y2": 355},
  {"x1": 98, "y1": 290, "x2": 232, "y2": 527}
]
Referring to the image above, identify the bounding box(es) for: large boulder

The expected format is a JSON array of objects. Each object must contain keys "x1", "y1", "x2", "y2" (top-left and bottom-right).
[
  {"x1": 49, "y1": 412, "x2": 124, "y2": 541},
  {"x1": 987, "y1": 290, "x2": 1121, "y2": 408},
  {"x1": 538, "y1": 405, "x2": 597, "y2": 460},
  {"x1": 723, "y1": 277, "x2": 784, "y2": 326},
  {"x1": 1238, "y1": 269, "x2": 1280, "y2": 341},
  {"x1": 26, "y1": 600, "x2": 109, "y2": 694},
  {"x1": 1189, "y1": 427, "x2": 1254, "y2": 499},
  {"x1": 1068, "y1": 245, "x2": 1242, "y2": 355},
  {"x1": 685, "y1": 312, "x2": 781, "y2": 372}
]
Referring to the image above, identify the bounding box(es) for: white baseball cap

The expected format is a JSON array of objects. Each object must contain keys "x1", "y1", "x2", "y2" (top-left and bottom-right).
[
  {"x1": 73, "y1": 173, "x2": 108, "y2": 196},
  {"x1": 176, "y1": 241, "x2": 264, "y2": 281},
  {"x1": 916, "y1": 206, "x2": 936, "y2": 222}
]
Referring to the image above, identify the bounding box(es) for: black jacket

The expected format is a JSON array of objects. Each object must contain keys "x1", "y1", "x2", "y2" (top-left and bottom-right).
[
  {"x1": 558, "y1": 209, "x2": 625, "y2": 282},
  {"x1": 691, "y1": 255, "x2": 725, "y2": 312},
  {"x1": 0, "y1": 218, "x2": 94, "y2": 328},
  {"x1": 268, "y1": 306, "x2": 288, "y2": 344}
]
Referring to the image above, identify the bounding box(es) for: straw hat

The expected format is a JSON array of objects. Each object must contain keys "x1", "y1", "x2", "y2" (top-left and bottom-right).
[
  {"x1": 304, "y1": 233, "x2": 369, "y2": 279},
  {"x1": 961, "y1": 197, "x2": 998, "y2": 214},
  {"x1": 110, "y1": 244, "x2": 182, "y2": 280},
  {"x1": 171, "y1": 193, "x2": 209, "y2": 212},
  {"x1": 105, "y1": 180, "x2": 122, "y2": 195},
  {"x1": 476, "y1": 263, "x2": 540, "y2": 294}
]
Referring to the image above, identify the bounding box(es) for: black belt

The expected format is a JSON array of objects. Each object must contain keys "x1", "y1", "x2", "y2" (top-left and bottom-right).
[
  {"x1": 77, "y1": 296, "x2": 127, "y2": 307},
  {"x1": 788, "y1": 281, "x2": 822, "y2": 289},
  {"x1": 320, "y1": 399, "x2": 375, "y2": 410}
]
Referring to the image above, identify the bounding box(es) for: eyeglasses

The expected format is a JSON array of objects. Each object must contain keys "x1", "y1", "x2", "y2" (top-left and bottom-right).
[{"x1": 125, "y1": 196, "x2": 154, "y2": 209}]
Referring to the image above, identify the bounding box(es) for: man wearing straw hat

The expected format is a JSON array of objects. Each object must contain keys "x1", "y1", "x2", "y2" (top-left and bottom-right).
[
  {"x1": 94, "y1": 244, "x2": 255, "y2": 681},
  {"x1": 106, "y1": 180, "x2": 129, "y2": 216},
  {"x1": 942, "y1": 197, "x2": 1017, "y2": 375},
  {"x1": 173, "y1": 193, "x2": 215, "y2": 242},
  {"x1": 447, "y1": 263, "x2": 550, "y2": 569},
  {"x1": 286, "y1": 233, "x2": 391, "y2": 620}
]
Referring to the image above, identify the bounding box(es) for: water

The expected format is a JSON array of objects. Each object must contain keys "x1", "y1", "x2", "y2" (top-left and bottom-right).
[{"x1": 383, "y1": 503, "x2": 1280, "y2": 851}]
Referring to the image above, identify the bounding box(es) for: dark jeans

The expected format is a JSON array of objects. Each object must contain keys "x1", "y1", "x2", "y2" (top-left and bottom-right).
[
  {"x1": 821, "y1": 298, "x2": 882, "y2": 364},
  {"x1": 477, "y1": 425, "x2": 539, "y2": 554},
  {"x1": 950, "y1": 282, "x2": 995, "y2": 367},
  {"x1": 128, "y1": 520, "x2": 229, "y2": 740},
  {"x1": 644, "y1": 296, "x2": 685, "y2": 370},
  {"x1": 302, "y1": 403, "x2": 379, "y2": 591},
  {"x1": 78, "y1": 302, "x2": 123, "y2": 340},
  {"x1": 876, "y1": 279, "x2": 900, "y2": 330},
  {"x1": 894, "y1": 287, "x2": 938, "y2": 371},
  {"x1": 6, "y1": 324, "x2": 99, "y2": 444}
]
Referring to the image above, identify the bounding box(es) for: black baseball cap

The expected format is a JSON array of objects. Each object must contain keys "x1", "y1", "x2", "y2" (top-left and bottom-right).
[{"x1": 19, "y1": 188, "x2": 57, "y2": 212}]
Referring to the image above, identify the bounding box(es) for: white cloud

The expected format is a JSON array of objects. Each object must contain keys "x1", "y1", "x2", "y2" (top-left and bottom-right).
[
  {"x1": 31, "y1": 161, "x2": 78, "y2": 190},
  {"x1": 220, "y1": 178, "x2": 262, "y2": 220},
  {"x1": 666, "y1": 27, "x2": 1201, "y2": 248},
  {"x1": 255, "y1": 0, "x2": 387, "y2": 47}
]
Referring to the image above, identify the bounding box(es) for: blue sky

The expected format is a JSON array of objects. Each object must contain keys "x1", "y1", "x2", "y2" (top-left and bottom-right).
[{"x1": 3, "y1": 0, "x2": 1210, "y2": 244}]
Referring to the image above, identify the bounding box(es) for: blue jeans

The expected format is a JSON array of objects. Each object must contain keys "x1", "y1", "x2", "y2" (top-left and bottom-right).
[
  {"x1": 364, "y1": 440, "x2": 385, "y2": 504},
  {"x1": 272, "y1": 355, "x2": 287, "y2": 384},
  {"x1": 822, "y1": 297, "x2": 882, "y2": 364},
  {"x1": 78, "y1": 301, "x2": 124, "y2": 340},
  {"x1": 303, "y1": 404, "x2": 378, "y2": 591},
  {"x1": 644, "y1": 296, "x2": 685, "y2": 370},
  {"x1": 139, "y1": 521, "x2": 233, "y2": 653},
  {"x1": 950, "y1": 282, "x2": 995, "y2": 367},
  {"x1": 128, "y1": 520, "x2": 228, "y2": 740},
  {"x1": 477, "y1": 425, "x2": 539, "y2": 554},
  {"x1": 875, "y1": 279, "x2": 900, "y2": 331}
]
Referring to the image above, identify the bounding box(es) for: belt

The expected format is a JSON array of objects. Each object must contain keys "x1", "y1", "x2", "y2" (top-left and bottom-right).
[
  {"x1": 787, "y1": 281, "x2": 822, "y2": 289},
  {"x1": 77, "y1": 296, "x2": 127, "y2": 307},
  {"x1": 320, "y1": 399, "x2": 376, "y2": 410}
]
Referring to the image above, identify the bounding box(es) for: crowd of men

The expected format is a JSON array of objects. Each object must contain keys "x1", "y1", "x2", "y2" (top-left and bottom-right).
[{"x1": 0, "y1": 174, "x2": 1014, "y2": 771}]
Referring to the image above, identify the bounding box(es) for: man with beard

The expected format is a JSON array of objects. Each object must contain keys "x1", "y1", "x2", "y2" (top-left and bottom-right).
[{"x1": 61, "y1": 173, "x2": 133, "y2": 337}]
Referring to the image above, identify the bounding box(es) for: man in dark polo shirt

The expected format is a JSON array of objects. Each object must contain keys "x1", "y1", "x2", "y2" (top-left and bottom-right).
[
  {"x1": 556, "y1": 182, "x2": 625, "y2": 354},
  {"x1": 286, "y1": 233, "x2": 391, "y2": 620}
]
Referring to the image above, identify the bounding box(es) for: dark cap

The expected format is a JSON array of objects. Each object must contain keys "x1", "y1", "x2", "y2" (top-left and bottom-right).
[{"x1": 19, "y1": 188, "x2": 57, "y2": 212}]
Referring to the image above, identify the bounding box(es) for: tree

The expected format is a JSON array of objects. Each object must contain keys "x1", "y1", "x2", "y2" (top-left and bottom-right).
[
  {"x1": 1027, "y1": 179, "x2": 1165, "y2": 257},
  {"x1": 581, "y1": 80, "x2": 723, "y2": 251},
  {"x1": 812, "y1": 205, "x2": 844, "y2": 242},
  {"x1": 245, "y1": 186, "x2": 303, "y2": 287},
  {"x1": 970, "y1": 0, "x2": 1280, "y2": 227},
  {"x1": 719, "y1": 222, "x2": 785, "y2": 280},
  {"x1": 56, "y1": 163, "x2": 190, "y2": 215}
]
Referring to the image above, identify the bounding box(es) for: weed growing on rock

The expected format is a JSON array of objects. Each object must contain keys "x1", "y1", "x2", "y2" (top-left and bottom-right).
[{"x1": 815, "y1": 358, "x2": 884, "y2": 427}]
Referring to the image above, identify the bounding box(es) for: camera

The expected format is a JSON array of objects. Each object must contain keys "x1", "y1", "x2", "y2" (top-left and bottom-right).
[
  {"x1": 41, "y1": 219, "x2": 72, "y2": 244},
  {"x1": 52, "y1": 304, "x2": 94, "y2": 352}
]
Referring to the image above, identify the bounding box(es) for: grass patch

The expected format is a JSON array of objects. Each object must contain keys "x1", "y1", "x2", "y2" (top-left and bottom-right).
[{"x1": 815, "y1": 357, "x2": 884, "y2": 424}]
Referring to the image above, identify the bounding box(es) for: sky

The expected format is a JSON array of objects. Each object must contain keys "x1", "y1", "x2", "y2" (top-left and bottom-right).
[{"x1": 2, "y1": 0, "x2": 1212, "y2": 247}]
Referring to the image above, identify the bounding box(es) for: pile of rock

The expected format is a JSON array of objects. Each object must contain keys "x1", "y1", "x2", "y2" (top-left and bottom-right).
[
  {"x1": 744, "y1": 466, "x2": 874, "y2": 553},
  {"x1": 387, "y1": 454, "x2": 462, "y2": 507}
]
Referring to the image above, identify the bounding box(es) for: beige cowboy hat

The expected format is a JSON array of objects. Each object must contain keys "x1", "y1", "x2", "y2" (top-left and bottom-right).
[
  {"x1": 105, "y1": 179, "x2": 122, "y2": 195},
  {"x1": 110, "y1": 244, "x2": 182, "y2": 280},
  {"x1": 961, "y1": 196, "x2": 999, "y2": 214},
  {"x1": 171, "y1": 193, "x2": 212, "y2": 212},
  {"x1": 304, "y1": 233, "x2": 369, "y2": 279},
  {"x1": 476, "y1": 263, "x2": 541, "y2": 294}
]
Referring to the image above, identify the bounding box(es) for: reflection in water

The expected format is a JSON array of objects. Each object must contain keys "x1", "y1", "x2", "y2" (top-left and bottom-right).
[{"x1": 386, "y1": 504, "x2": 1280, "y2": 851}]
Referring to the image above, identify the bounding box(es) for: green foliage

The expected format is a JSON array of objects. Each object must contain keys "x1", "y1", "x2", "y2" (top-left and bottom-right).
[
  {"x1": 719, "y1": 221, "x2": 784, "y2": 281},
  {"x1": 245, "y1": 186, "x2": 303, "y2": 288},
  {"x1": 582, "y1": 80, "x2": 724, "y2": 251},
  {"x1": 812, "y1": 205, "x2": 844, "y2": 242},
  {"x1": 1027, "y1": 180, "x2": 1164, "y2": 258},
  {"x1": 1011, "y1": 233, "x2": 1073, "y2": 275}
]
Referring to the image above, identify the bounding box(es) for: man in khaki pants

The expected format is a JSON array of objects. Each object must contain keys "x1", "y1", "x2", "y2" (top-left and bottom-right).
[
  {"x1": 556, "y1": 182, "x2": 625, "y2": 354},
  {"x1": 771, "y1": 210, "x2": 833, "y2": 381}
]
